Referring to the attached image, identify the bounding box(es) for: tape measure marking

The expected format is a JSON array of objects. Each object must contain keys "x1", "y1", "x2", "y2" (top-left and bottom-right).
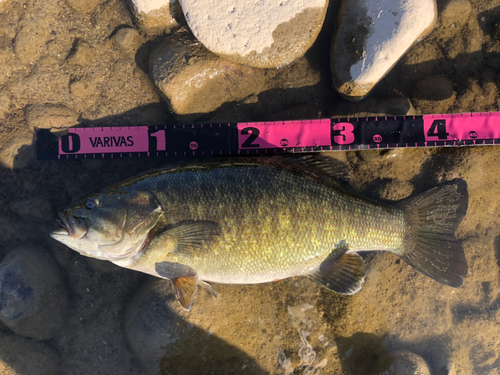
[{"x1": 35, "y1": 112, "x2": 500, "y2": 160}]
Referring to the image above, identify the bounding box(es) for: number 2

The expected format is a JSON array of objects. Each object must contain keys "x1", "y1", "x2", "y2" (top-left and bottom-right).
[{"x1": 241, "y1": 127, "x2": 260, "y2": 148}]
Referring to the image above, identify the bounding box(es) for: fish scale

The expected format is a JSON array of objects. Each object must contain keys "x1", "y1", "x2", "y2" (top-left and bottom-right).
[{"x1": 129, "y1": 163, "x2": 405, "y2": 284}]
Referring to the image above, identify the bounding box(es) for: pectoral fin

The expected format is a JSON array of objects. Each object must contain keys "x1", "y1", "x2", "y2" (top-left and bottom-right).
[
  {"x1": 172, "y1": 276, "x2": 198, "y2": 311},
  {"x1": 156, "y1": 220, "x2": 222, "y2": 256},
  {"x1": 309, "y1": 243, "x2": 365, "y2": 295}
]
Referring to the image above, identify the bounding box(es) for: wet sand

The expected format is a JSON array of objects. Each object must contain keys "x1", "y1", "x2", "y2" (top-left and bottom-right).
[{"x1": 1, "y1": 0, "x2": 500, "y2": 374}]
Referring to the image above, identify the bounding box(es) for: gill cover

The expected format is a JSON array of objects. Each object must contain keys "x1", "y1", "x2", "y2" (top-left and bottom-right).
[{"x1": 52, "y1": 189, "x2": 162, "y2": 260}]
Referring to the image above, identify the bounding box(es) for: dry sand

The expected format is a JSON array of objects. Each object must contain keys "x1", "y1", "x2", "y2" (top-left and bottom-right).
[{"x1": 1, "y1": 0, "x2": 500, "y2": 374}]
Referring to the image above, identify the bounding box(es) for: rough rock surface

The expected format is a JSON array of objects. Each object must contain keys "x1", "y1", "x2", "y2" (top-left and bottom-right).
[
  {"x1": 0, "y1": 333, "x2": 59, "y2": 375},
  {"x1": 150, "y1": 29, "x2": 269, "y2": 115},
  {"x1": 332, "y1": 0, "x2": 438, "y2": 100},
  {"x1": 179, "y1": 0, "x2": 328, "y2": 68},
  {"x1": 372, "y1": 350, "x2": 432, "y2": 375},
  {"x1": 25, "y1": 104, "x2": 79, "y2": 131},
  {"x1": 0, "y1": 246, "x2": 68, "y2": 340},
  {"x1": 125, "y1": 0, "x2": 183, "y2": 33}
]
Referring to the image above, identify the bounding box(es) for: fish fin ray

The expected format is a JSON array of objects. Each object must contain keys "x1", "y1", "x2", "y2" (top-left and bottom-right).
[
  {"x1": 397, "y1": 180, "x2": 468, "y2": 287},
  {"x1": 309, "y1": 243, "x2": 365, "y2": 295},
  {"x1": 172, "y1": 276, "x2": 198, "y2": 311},
  {"x1": 155, "y1": 261, "x2": 197, "y2": 279},
  {"x1": 160, "y1": 220, "x2": 222, "y2": 256},
  {"x1": 198, "y1": 280, "x2": 218, "y2": 298}
]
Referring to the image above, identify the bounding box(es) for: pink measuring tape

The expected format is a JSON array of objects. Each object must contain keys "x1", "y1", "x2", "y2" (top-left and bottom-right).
[{"x1": 35, "y1": 112, "x2": 500, "y2": 160}]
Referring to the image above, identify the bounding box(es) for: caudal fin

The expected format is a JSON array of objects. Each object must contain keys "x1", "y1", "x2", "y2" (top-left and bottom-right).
[{"x1": 397, "y1": 180, "x2": 468, "y2": 287}]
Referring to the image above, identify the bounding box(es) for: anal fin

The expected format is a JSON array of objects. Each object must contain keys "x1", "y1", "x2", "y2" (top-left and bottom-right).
[{"x1": 309, "y1": 245, "x2": 365, "y2": 295}]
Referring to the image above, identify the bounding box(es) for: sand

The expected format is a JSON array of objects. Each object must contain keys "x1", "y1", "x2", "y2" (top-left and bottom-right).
[{"x1": 0, "y1": 0, "x2": 500, "y2": 374}]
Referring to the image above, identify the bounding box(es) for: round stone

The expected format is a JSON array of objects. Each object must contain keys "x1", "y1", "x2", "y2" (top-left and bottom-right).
[
  {"x1": 0, "y1": 245, "x2": 69, "y2": 340},
  {"x1": 150, "y1": 29, "x2": 268, "y2": 115},
  {"x1": 384, "y1": 350, "x2": 431, "y2": 375},
  {"x1": 179, "y1": 0, "x2": 328, "y2": 68}
]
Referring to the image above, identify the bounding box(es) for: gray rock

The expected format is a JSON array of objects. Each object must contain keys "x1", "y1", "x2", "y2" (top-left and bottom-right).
[
  {"x1": 150, "y1": 29, "x2": 269, "y2": 115},
  {"x1": 125, "y1": 0, "x2": 184, "y2": 33},
  {"x1": 375, "y1": 350, "x2": 431, "y2": 375},
  {"x1": 413, "y1": 75, "x2": 454, "y2": 101},
  {"x1": 332, "y1": 0, "x2": 438, "y2": 100},
  {"x1": 0, "y1": 333, "x2": 59, "y2": 375},
  {"x1": 0, "y1": 246, "x2": 68, "y2": 340},
  {"x1": 25, "y1": 104, "x2": 79, "y2": 131},
  {"x1": 9, "y1": 197, "x2": 53, "y2": 222},
  {"x1": 113, "y1": 28, "x2": 141, "y2": 52},
  {"x1": 179, "y1": 0, "x2": 328, "y2": 68},
  {"x1": 125, "y1": 280, "x2": 263, "y2": 375}
]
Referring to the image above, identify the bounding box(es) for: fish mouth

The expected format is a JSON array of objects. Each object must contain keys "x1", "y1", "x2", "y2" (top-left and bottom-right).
[{"x1": 51, "y1": 212, "x2": 88, "y2": 240}]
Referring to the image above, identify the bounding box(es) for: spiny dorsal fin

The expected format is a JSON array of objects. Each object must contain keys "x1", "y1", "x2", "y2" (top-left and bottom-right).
[{"x1": 309, "y1": 243, "x2": 365, "y2": 295}]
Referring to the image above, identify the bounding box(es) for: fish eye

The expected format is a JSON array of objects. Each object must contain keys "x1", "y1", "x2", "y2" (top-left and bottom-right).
[{"x1": 85, "y1": 198, "x2": 99, "y2": 209}]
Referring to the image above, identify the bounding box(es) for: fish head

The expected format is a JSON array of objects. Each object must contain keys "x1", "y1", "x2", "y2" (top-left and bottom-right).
[{"x1": 51, "y1": 189, "x2": 162, "y2": 261}]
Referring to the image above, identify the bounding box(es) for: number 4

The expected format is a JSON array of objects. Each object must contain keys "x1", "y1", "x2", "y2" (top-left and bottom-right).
[{"x1": 427, "y1": 120, "x2": 449, "y2": 140}]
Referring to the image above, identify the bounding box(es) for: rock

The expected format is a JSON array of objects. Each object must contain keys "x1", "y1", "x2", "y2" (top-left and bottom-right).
[
  {"x1": 65, "y1": 0, "x2": 106, "y2": 14},
  {"x1": 125, "y1": 0, "x2": 184, "y2": 33},
  {"x1": 372, "y1": 350, "x2": 431, "y2": 375},
  {"x1": 0, "y1": 132, "x2": 33, "y2": 169},
  {"x1": 332, "y1": 0, "x2": 438, "y2": 100},
  {"x1": 331, "y1": 97, "x2": 416, "y2": 118},
  {"x1": 84, "y1": 258, "x2": 121, "y2": 273},
  {"x1": 439, "y1": 0, "x2": 472, "y2": 31},
  {"x1": 66, "y1": 42, "x2": 93, "y2": 65},
  {"x1": 113, "y1": 28, "x2": 141, "y2": 52},
  {"x1": 0, "y1": 93, "x2": 10, "y2": 119},
  {"x1": 150, "y1": 29, "x2": 268, "y2": 115},
  {"x1": 0, "y1": 333, "x2": 59, "y2": 375},
  {"x1": 179, "y1": 0, "x2": 328, "y2": 68},
  {"x1": 0, "y1": 246, "x2": 68, "y2": 340},
  {"x1": 25, "y1": 104, "x2": 79, "y2": 131},
  {"x1": 125, "y1": 280, "x2": 263, "y2": 374},
  {"x1": 9, "y1": 197, "x2": 52, "y2": 222},
  {"x1": 413, "y1": 75, "x2": 454, "y2": 101}
]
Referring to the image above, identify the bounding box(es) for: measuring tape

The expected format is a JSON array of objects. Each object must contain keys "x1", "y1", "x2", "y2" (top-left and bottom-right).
[{"x1": 35, "y1": 112, "x2": 500, "y2": 160}]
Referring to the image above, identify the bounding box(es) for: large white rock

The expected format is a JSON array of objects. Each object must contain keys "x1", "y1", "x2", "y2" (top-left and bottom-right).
[
  {"x1": 332, "y1": 0, "x2": 437, "y2": 100},
  {"x1": 179, "y1": 0, "x2": 328, "y2": 68}
]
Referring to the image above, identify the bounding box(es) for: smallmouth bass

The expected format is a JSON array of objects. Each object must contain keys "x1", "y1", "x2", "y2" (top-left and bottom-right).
[{"x1": 51, "y1": 157, "x2": 468, "y2": 310}]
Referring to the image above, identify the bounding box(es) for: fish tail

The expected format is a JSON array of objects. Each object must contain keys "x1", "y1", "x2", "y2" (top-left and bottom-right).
[{"x1": 397, "y1": 180, "x2": 468, "y2": 287}]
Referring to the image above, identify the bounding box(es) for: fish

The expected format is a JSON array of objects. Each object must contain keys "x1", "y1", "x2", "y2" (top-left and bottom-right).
[{"x1": 51, "y1": 156, "x2": 468, "y2": 310}]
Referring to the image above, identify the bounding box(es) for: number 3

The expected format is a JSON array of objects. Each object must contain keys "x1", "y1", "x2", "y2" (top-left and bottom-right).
[{"x1": 333, "y1": 123, "x2": 355, "y2": 145}]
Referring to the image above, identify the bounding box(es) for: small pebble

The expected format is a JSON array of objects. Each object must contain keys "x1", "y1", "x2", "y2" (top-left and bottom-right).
[
  {"x1": 113, "y1": 28, "x2": 140, "y2": 52},
  {"x1": 150, "y1": 29, "x2": 268, "y2": 115},
  {"x1": 440, "y1": 0, "x2": 472, "y2": 31},
  {"x1": 413, "y1": 75, "x2": 454, "y2": 101},
  {"x1": 0, "y1": 245, "x2": 68, "y2": 340},
  {"x1": 179, "y1": 0, "x2": 328, "y2": 68},
  {"x1": 332, "y1": 0, "x2": 438, "y2": 100}
]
